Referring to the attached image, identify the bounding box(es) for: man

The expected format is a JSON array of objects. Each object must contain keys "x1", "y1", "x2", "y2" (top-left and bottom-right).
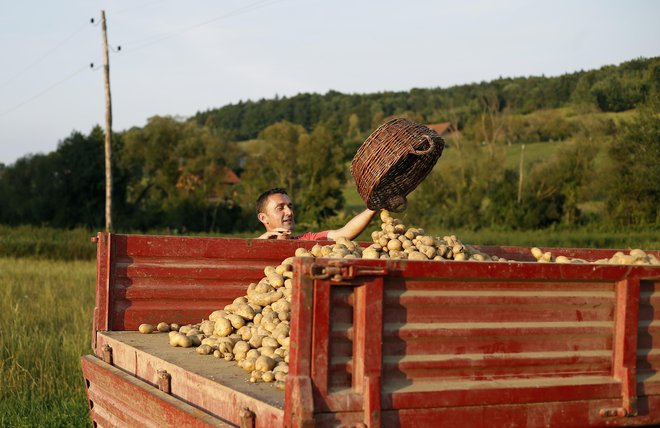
[{"x1": 256, "y1": 188, "x2": 376, "y2": 240}]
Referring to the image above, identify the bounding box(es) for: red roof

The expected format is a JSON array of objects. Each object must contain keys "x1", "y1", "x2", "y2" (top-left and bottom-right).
[
  {"x1": 426, "y1": 122, "x2": 455, "y2": 136},
  {"x1": 222, "y1": 167, "x2": 240, "y2": 184}
]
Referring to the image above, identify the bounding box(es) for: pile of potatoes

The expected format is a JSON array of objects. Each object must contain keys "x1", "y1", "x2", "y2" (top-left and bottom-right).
[
  {"x1": 531, "y1": 247, "x2": 660, "y2": 265},
  {"x1": 138, "y1": 210, "x2": 658, "y2": 389},
  {"x1": 360, "y1": 210, "x2": 501, "y2": 262},
  {"x1": 139, "y1": 255, "x2": 300, "y2": 390}
]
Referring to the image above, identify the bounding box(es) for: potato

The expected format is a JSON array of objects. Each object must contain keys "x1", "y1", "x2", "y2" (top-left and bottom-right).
[
  {"x1": 255, "y1": 355, "x2": 276, "y2": 372},
  {"x1": 249, "y1": 334, "x2": 266, "y2": 348},
  {"x1": 250, "y1": 370, "x2": 263, "y2": 383},
  {"x1": 271, "y1": 299, "x2": 290, "y2": 313},
  {"x1": 233, "y1": 340, "x2": 250, "y2": 355},
  {"x1": 387, "y1": 239, "x2": 402, "y2": 251},
  {"x1": 246, "y1": 349, "x2": 260, "y2": 361},
  {"x1": 267, "y1": 272, "x2": 285, "y2": 288},
  {"x1": 248, "y1": 289, "x2": 284, "y2": 307},
  {"x1": 196, "y1": 344, "x2": 213, "y2": 355},
  {"x1": 260, "y1": 346, "x2": 277, "y2": 357},
  {"x1": 186, "y1": 328, "x2": 200, "y2": 337},
  {"x1": 259, "y1": 371, "x2": 274, "y2": 382},
  {"x1": 237, "y1": 326, "x2": 252, "y2": 341},
  {"x1": 213, "y1": 318, "x2": 233, "y2": 337},
  {"x1": 225, "y1": 314, "x2": 246, "y2": 330},
  {"x1": 242, "y1": 358, "x2": 256, "y2": 372},
  {"x1": 261, "y1": 336, "x2": 279, "y2": 348},
  {"x1": 408, "y1": 251, "x2": 427, "y2": 260},
  {"x1": 199, "y1": 320, "x2": 215, "y2": 336},
  {"x1": 295, "y1": 248, "x2": 313, "y2": 257},
  {"x1": 177, "y1": 334, "x2": 193, "y2": 348},
  {"x1": 208, "y1": 310, "x2": 227, "y2": 322},
  {"x1": 362, "y1": 248, "x2": 380, "y2": 259},
  {"x1": 138, "y1": 323, "x2": 155, "y2": 334}
]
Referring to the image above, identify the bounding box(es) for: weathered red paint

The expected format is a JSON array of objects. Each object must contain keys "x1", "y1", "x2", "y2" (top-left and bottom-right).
[
  {"x1": 83, "y1": 233, "x2": 660, "y2": 427},
  {"x1": 81, "y1": 355, "x2": 231, "y2": 427},
  {"x1": 614, "y1": 277, "x2": 641, "y2": 415}
]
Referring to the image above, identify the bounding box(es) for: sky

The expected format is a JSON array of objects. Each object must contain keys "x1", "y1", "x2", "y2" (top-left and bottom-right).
[{"x1": 0, "y1": 0, "x2": 659, "y2": 166}]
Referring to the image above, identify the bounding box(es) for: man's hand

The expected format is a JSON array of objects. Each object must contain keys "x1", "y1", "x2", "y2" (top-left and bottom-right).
[{"x1": 257, "y1": 228, "x2": 292, "y2": 240}]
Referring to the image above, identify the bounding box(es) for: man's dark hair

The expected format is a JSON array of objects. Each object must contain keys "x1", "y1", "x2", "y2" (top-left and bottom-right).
[{"x1": 256, "y1": 188, "x2": 288, "y2": 214}]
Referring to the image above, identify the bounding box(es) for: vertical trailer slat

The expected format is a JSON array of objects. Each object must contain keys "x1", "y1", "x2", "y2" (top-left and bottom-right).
[
  {"x1": 285, "y1": 258, "x2": 315, "y2": 428},
  {"x1": 311, "y1": 280, "x2": 331, "y2": 398},
  {"x1": 356, "y1": 277, "x2": 383, "y2": 427},
  {"x1": 613, "y1": 276, "x2": 641, "y2": 416},
  {"x1": 92, "y1": 231, "x2": 112, "y2": 352}
]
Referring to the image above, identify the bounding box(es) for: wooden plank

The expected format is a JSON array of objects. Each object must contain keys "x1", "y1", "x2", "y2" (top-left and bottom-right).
[
  {"x1": 96, "y1": 332, "x2": 284, "y2": 427},
  {"x1": 81, "y1": 355, "x2": 231, "y2": 427}
]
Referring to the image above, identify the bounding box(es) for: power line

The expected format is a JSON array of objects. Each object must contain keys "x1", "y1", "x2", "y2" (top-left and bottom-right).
[
  {"x1": 0, "y1": 22, "x2": 89, "y2": 90},
  {"x1": 0, "y1": 64, "x2": 90, "y2": 118},
  {"x1": 114, "y1": 0, "x2": 172, "y2": 16},
  {"x1": 122, "y1": 0, "x2": 283, "y2": 53},
  {"x1": 0, "y1": 1, "x2": 285, "y2": 119}
]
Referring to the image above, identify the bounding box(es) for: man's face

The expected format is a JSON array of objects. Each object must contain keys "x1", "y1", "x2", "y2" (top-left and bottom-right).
[{"x1": 258, "y1": 193, "x2": 295, "y2": 231}]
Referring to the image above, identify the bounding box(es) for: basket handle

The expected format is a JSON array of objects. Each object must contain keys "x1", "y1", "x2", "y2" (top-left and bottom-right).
[{"x1": 409, "y1": 135, "x2": 434, "y2": 155}]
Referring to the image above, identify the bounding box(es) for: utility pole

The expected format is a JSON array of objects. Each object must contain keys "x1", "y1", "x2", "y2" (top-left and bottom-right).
[
  {"x1": 101, "y1": 10, "x2": 113, "y2": 231},
  {"x1": 517, "y1": 144, "x2": 525, "y2": 204}
]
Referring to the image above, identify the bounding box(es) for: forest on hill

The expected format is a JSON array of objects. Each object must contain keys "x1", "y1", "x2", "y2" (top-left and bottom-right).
[{"x1": 0, "y1": 56, "x2": 658, "y2": 234}]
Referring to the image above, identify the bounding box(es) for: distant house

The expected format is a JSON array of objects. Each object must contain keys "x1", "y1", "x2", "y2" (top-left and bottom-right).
[
  {"x1": 221, "y1": 167, "x2": 240, "y2": 185},
  {"x1": 426, "y1": 122, "x2": 457, "y2": 138},
  {"x1": 207, "y1": 167, "x2": 241, "y2": 204}
]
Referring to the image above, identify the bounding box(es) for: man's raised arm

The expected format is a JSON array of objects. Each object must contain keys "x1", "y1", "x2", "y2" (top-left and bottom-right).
[{"x1": 327, "y1": 209, "x2": 377, "y2": 241}]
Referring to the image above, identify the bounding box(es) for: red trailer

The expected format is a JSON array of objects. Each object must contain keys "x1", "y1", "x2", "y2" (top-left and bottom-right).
[{"x1": 81, "y1": 232, "x2": 660, "y2": 427}]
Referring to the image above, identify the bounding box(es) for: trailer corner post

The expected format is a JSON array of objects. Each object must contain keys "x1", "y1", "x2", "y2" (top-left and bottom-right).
[{"x1": 612, "y1": 276, "x2": 640, "y2": 417}]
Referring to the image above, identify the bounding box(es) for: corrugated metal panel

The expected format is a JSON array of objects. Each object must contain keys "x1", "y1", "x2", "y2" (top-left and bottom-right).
[
  {"x1": 381, "y1": 278, "x2": 616, "y2": 386},
  {"x1": 105, "y1": 234, "x2": 325, "y2": 331},
  {"x1": 300, "y1": 257, "x2": 660, "y2": 425},
  {"x1": 380, "y1": 267, "x2": 620, "y2": 409}
]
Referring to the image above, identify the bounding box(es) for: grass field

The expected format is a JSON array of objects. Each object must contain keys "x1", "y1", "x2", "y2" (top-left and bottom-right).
[{"x1": 0, "y1": 257, "x2": 95, "y2": 427}]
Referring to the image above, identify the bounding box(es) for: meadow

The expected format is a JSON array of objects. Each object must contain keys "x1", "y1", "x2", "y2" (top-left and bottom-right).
[{"x1": 0, "y1": 257, "x2": 95, "y2": 427}]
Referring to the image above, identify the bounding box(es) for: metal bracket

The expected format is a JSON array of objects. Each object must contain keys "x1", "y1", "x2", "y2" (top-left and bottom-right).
[
  {"x1": 599, "y1": 407, "x2": 628, "y2": 418},
  {"x1": 240, "y1": 407, "x2": 255, "y2": 428},
  {"x1": 101, "y1": 344, "x2": 113, "y2": 365},
  {"x1": 309, "y1": 262, "x2": 389, "y2": 282},
  {"x1": 157, "y1": 369, "x2": 171, "y2": 394}
]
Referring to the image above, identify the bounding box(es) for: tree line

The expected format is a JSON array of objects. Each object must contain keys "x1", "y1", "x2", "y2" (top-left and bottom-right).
[{"x1": 0, "y1": 56, "x2": 657, "y2": 233}]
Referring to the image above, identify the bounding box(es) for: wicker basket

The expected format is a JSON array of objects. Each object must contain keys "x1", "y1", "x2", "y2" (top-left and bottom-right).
[{"x1": 351, "y1": 118, "x2": 445, "y2": 212}]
